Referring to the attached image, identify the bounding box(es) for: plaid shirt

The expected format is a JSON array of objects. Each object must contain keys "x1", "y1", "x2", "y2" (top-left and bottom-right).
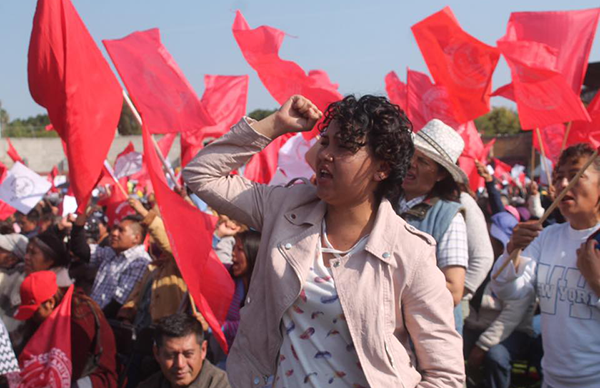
[
  {"x1": 399, "y1": 196, "x2": 469, "y2": 269},
  {"x1": 89, "y1": 244, "x2": 151, "y2": 308}
]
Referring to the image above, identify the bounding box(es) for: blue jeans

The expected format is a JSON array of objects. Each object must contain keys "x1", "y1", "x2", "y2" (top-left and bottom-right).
[
  {"x1": 454, "y1": 304, "x2": 463, "y2": 335},
  {"x1": 464, "y1": 327, "x2": 541, "y2": 388}
]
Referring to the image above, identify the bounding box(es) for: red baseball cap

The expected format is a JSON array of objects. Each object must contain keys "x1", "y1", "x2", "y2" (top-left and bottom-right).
[{"x1": 14, "y1": 271, "x2": 58, "y2": 321}]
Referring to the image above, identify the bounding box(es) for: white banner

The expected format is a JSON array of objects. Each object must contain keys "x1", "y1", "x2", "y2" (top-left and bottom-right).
[
  {"x1": 114, "y1": 151, "x2": 143, "y2": 179},
  {"x1": 0, "y1": 162, "x2": 52, "y2": 214}
]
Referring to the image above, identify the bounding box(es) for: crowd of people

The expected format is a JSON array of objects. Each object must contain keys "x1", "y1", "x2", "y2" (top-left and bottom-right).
[{"x1": 0, "y1": 94, "x2": 598, "y2": 388}]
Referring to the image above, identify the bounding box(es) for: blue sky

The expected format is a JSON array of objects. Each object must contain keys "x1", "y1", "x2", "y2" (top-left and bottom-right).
[{"x1": 1, "y1": 0, "x2": 599, "y2": 120}]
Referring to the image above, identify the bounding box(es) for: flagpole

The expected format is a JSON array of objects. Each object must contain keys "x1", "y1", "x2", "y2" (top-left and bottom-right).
[
  {"x1": 535, "y1": 128, "x2": 553, "y2": 186},
  {"x1": 560, "y1": 121, "x2": 572, "y2": 151},
  {"x1": 493, "y1": 148, "x2": 600, "y2": 280},
  {"x1": 121, "y1": 91, "x2": 181, "y2": 190},
  {"x1": 103, "y1": 160, "x2": 129, "y2": 198},
  {"x1": 530, "y1": 141, "x2": 536, "y2": 183}
]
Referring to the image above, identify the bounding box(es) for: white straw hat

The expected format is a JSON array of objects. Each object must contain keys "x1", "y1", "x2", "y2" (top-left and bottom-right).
[{"x1": 414, "y1": 119, "x2": 468, "y2": 185}]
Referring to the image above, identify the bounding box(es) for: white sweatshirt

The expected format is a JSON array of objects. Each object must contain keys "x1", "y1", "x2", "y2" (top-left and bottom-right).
[{"x1": 491, "y1": 222, "x2": 600, "y2": 388}]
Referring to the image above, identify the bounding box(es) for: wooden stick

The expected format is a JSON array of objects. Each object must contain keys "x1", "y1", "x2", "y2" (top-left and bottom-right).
[
  {"x1": 188, "y1": 292, "x2": 199, "y2": 315},
  {"x1": 535, "y1": 127, "x2": 553, "y2": 186},
  {"x1": 121, "y1": 91, "x2": 181, "y2": 190},
  {"x1": 530, "y1": 141, "x2": 536, "y2": 183},
  {"x1": 103, "y1": 160, "x2": 128, "y2": 198},
  {"x1": 493, "y1": 149, "x2": 600, "y2": 279},
  {"x1": 561, "y1": 122, "x2": 572, "y2": 152}
]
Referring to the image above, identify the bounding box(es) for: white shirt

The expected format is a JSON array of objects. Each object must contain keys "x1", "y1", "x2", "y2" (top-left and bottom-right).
[
  {"x1": 492, "y1": 222, "x2": 600, "y2": 388},
  {"x1": 274, "y1": 227, "x2": 369, "y2": 388}
]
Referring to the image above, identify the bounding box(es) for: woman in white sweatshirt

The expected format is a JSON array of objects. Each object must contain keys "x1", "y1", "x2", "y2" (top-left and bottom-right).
[{"x1": 491, "y1": 143, "x2": 600, "y2": 388}]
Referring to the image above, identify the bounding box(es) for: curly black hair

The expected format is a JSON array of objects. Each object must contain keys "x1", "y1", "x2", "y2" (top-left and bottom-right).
[{"x1": 318, "y1": 95, "x2": 414, "y2": 207}]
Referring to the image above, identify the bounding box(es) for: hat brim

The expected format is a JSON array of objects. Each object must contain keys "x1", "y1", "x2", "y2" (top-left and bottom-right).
[
  {"x1": 14, "y1": 304, "x2": 38, "y2": 321},
  {"x1": 490, "y1": 223, "x2": 510, "y2": 247},
  {"x1": 414, "y1": 141, "x2": 469, "y2": 186}
]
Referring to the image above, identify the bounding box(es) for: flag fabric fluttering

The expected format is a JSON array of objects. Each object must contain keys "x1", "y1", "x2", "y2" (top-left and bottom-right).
[
  {"x1": 9, "y1": 285, "x2": 74, "y2": 388},
  {"x1": 456, "y1": 121, "x2": 496, "y2": 192},
  {"x1": 232, "y1": 10, "x2": 341, "y2": 139},
  {"x1": 0, "y1": 163, "x2": 16, "y2": 220},
  {"x1": 143, "y1": 125, "x2": 234, "y2": 352},
  {"x1": 384, "y1": 71, "x2": 408, "y2": 112},
  {"x1": 568, "y1": 91, "x2": 600, "y2": 148},
  {"x1": 28, "y1": 0, "x2": 122, "y2": 213},
  {"x1": 103, "y1": 28, "x2": 214, "y2": 134},
  {"x1": 496, "y1": 39, "x2": 590, "y2": 130},
  {"x1": 181, "y1": 75, "x2": 249, "y2": 167},
  {"x1": 493, "y1": 9, "x2": 598, "y2": 137},
  {"x1": 113, "y1": 143, "x2": 143, "y2": 180},
  {"x1": 406, "y1": 68, "x2": 460, "y2": 132},
  {"x1": 499, "y1": 9, "x2": 600, "y2": 95},
  {"x1": 412, "y1": 6, "x2": 500, "y2": 123},
  {"x1": 6, "y1": 139, "x2": 24, "y2": 164}
]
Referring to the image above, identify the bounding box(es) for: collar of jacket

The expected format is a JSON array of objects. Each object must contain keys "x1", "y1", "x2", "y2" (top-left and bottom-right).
[
  {"x1": 402, "y1": 196, "x2": 440, "y2": 220},
  {"x1": 282, "y1": 197, "x2": 399, "y2": 266}
]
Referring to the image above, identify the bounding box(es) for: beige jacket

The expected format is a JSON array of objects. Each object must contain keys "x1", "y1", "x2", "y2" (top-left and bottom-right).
[
  {"x1": 118, "y1": 210, "x2": 187, "y2": 323},
  {"x1": 183, "y1": 119, "x2": 464, "y2": 388}
]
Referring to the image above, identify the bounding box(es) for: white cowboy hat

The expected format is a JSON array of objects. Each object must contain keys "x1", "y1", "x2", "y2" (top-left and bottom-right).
[{"x1": 413, "y1": 119, "x2": 468, "y2": 185}]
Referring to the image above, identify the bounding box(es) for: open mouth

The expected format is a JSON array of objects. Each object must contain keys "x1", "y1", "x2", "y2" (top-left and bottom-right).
[
  {"x1": 404, "y1": 172, "x2": 416, "y2": 182},
  {"x1": 318, "y1": 165, "x2": 333, "y2": 180}
]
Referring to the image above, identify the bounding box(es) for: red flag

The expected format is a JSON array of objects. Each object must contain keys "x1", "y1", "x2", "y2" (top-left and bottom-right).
[
  {"x1": 491, "y1": 83, "x2": 515, "y2": 102},
  {"x1": 181, "y1": 75, "x2": 249, "y2": 167},
  {"x1": 6, "y1": 139, "x2": 24, "y2": 164},
  {"x1": 103, "y1": 29, "x2": 214, "y2": 134},
  {"x1": 232, "y1": 10, "x2": 342, "y2": 139},
  {"x1": 28, "y1": 0, "x2": 122, "y2": 213},
  {"x1": 533, "y1": 124, "x2": 564, "y2": 164},
  {"x1": 143, "y1": 125, "x2": 234, "y2": 352},
  {"x1": 406, "y1": 69, "x2": 460, "y2": 132},
  {"x1": 497, "y1": 40, "x2": 590, "y2": 129},
  {"x1": 0, "y1": 163, "x2": 16, "y2": 220},
  {"x1": 9, "y1": 285, "x2": 74, "y2": 387},
  {"x1": 46, "y1": 166, "x2": 59, "y2": 193},
  {"x1": 385, "y1": 71, "x2": 408, "y2": 112},
  {"x1": 568, "y1": 92, "x2": 600, "y2": 148},
  {"x1": 456, "y1": 121, "x2": 495, "y2": 191},
  {"x1": 493, "y1": 158, "x2": 513, "y2": 184},
  {"x1": 412, "y1": 7, "x2": 500, "y2": 122},
  {"x1": 158, "y1": 133, "x2": 176, "y2": 158},
  {"x1": 501, "y1": 9, "x2": 600, "y2": 95}
]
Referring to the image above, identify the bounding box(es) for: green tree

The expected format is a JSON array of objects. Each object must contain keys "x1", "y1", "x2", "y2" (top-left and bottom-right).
[
  {"x1": 117, "y1": 99, "x2": 142, "y2": 135},
  {"x1": 474, "y1": 107, "x2": 521, "y2": 136},
  {"x1": 0, "y1": 107, "x2": 9, "y2": 133},
  {"x1": 248, "y1": 108, "x2": 277, "y2": 121},
  {"x1": 5, "y1": 113, "x2": 56, "y2": 138}
]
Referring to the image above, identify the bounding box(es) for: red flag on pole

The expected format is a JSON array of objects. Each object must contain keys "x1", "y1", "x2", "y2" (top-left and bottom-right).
[
  {"x1": 232, "y1": 10, "x2": 341, "y2": 139},
  {"x1": 143, "y1": 125, "x2": 234, "y2": 352},
  {"x1": 6, "y1": 139, "x2": 24, "y2": 164},
  {"x1": 411, "y1": 7, "x2": 500, "y2": 123},
  {"x1": 456, "y1": 121, "x2": 496, "y2": 191},
  {"x1": 28, "y1": 0, "x2": 122, "y2": 213},
  {"x1": 103, "y1": 28, "x2": 215, "y2": 134},
  {"x1": 406, "y1": 69, "x2": 460, "y2": 132},
  {"x1": 493, "y1": 158, "x2": 513, "y2": 184},
  {"x1": 497, "y1": 40, "x2": 590, "y2": 129},
  {"x1": 384, "y1": 71, "x2": 408, "y2": 112},
  {"x1": 181, "y1": 75, "x2": 249, "y2": 167},
  {"x1": 533, "y1": 123, "x2": 564, "y2": 164},
  {"x1": 9, "y1": 285, "x2": 74, "y2": 388},
  {"x1": 568, "y1": 91, "x2": 600, "y2": 148},
  {"x1": 499, "y1": 9, "x2": 600, "y2": 95}
]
